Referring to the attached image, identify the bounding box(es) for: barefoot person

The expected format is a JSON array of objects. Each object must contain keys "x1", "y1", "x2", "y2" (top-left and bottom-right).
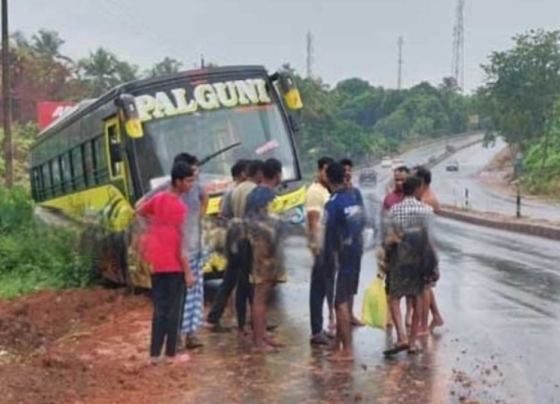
[
  {"x1": 136, "y1": 162, "x2": 196, "y2": 364},
  {"x1": 340, "y1": 158, "x2": 366, "y2": 327},
  {"x1": 381, "y1": 166, "x2": 410, "y2": 328},
  {"x1": 323, "y1": 163, "x2": 363, "y2": 361},
  {"x1": 228, "y1": 160, "x2": 265, "y2": 337},
  {"x1": 244, "y1": 158, "x2": 285, "y2": 352},
  {"x1": 383, "y1": 176, "x2": 436, "y2": 355},
  {"x1": 307, "y1": 157, "x2": 335, "y2": 346},
  {"x1": 414, "y1": 166, "x2": 444, "y2": 334}
]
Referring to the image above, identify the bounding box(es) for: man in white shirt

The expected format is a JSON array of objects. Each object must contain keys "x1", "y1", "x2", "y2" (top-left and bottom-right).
[{"x1": 307, "y1": 157, "x2": 335, "y2": 345}]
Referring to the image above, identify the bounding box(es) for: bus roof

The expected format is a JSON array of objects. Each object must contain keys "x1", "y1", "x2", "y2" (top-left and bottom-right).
[{"x1": 33, "y1": 65, "x2": 268, "y2": 147}]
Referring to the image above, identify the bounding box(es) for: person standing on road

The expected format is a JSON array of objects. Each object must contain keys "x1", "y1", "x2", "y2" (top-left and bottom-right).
[
  {"x1": 244, "y1": 158, "x2": 286, "y2": 352},
  {"x1": 219, "y1": 160, "x2": 250, "y2": 220},
  {"x1": 136, "y1": 162, "x2": 196, "y2": 364},
  {"x1": 307, "y1": 157, "x2": 335, "y2": 346},
  {"x1": 137, "y1": 153, "x2": 209, "y2": 350},
  {"x1": 322, "y1": 162, "x2": 363, "y2": 361},
  {"x1": 383, "y1": 166, "x2": 409, "y2": 211},
  {"x1": 340, "y1": 158, "x2": 366, "y2": 327},
  {"x1": 414, "y1": 166, "x2": 444, "y2": 334},
  {"x1": 381, "y1": 165, "x2": 410, "y2": 328},
  {"x1": 383, "y1": 176, "x2": 436, "y2": 356},
  {"x1": 228, "y1": 160, "x2": 265, "y2": 337},
  {"x1": 206, "y1": 159, "x2": 250, "y2": 331}
]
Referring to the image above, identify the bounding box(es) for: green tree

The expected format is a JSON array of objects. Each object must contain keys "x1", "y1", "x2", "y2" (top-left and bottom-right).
[
  {"x1": 149, "y1": 57, "x2": 183, "y2": 77},
  {"x1": 31, "y1": 30, "x2": 67, "y2": 62},
  {"x1": 482, "y1": 29, "x2": 560, "y2": 169},
  {"x1": 78, "y1": 48, "x2": 138, "y2": 96}
]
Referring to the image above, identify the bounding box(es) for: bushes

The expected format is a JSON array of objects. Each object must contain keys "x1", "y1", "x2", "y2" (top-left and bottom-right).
[{"x1": 0, "y1": 188, "x2": 95, "y2": 299}]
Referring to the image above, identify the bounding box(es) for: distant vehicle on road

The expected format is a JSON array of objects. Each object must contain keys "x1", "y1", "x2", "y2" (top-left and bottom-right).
[
  {"x1": 446, "y1": 160, "x2": 459, "y2": 171},
  {"x1": 381, "y1": 156, "x2": 392, "y2": 168},
  {"x1": 392, "y1": 158, "x2": 405, "y2": 170},
  {"x1": 359, "y1": 168, "x2": 377, "y2": 187}
]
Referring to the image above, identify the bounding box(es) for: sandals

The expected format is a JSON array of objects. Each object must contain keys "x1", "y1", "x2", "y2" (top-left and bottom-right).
[{"x1": 383, "y1": 343, "x2": 410, "y2": 356}]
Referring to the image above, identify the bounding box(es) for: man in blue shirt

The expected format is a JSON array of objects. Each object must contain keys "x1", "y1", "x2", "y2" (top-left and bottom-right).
[
  {"x1": 322, "y1": 162, "x2": 363, "y2": 361},
  {"x1": 340, "y1": 158, "x2": 366, "y2": 327}
]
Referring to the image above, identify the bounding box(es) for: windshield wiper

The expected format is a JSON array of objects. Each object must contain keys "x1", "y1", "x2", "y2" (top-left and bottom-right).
[{"x1": 199, "y1": 142, "x2": 242, "y2": 167}]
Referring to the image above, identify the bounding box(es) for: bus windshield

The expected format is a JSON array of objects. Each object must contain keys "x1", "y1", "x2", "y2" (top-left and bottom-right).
[{"x1": 134, "y1": 102, "x2": 298, "y2": 194}]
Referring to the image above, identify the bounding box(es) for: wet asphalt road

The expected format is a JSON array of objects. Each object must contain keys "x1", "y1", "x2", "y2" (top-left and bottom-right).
[
  {"x1": 431, "y1": 139, "x2": 560, "y2": 221},
  {"x1": 181, "y1": 136, "x2": 560, "y2": 404}
]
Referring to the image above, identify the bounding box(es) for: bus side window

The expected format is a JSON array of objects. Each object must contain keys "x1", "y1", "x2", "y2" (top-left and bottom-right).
[
  {"x1": 107, "y1": 123, "x2": 122, "y2": 178},
  {"x1": 92, "y1": 137, "x2": 107, "y2": 184},
  {"x1": 51, "y1": 158, "x2": 61, "y2": 196},
  {"x1": 82, "y1": 143, "x2": 93, "y2": 187},
  {"x1": 60, "y1": 154, "x2": 70, "y2": 193},
  {"x1": 72, "y1": 147, "x2": 85, "y2": 190},
  {"x1": 31, "y1": 168, "x2": 40, "y2": 201},
  {"x1": 42, "y1": 164, "x2": 52, "y2": 199}
]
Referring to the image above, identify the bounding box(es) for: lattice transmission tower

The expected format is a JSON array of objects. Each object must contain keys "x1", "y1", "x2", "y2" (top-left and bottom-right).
[
  {"x1": 451, "y1": 0, "x2": 465, "y2": 91},
  {"x1": 398, "y1": 36, "x2": 404, "y2": 90},
  {"x1": 306, "y1": 31, "x2": 315, "y2": 78}
]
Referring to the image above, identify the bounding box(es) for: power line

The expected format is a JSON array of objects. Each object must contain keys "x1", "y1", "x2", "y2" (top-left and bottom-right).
[
  {"x1": 451, "y1": 0, "x2": 465, "y2": 91},
  {"x1": 398, "y1": 36, "x2": 404, "y2": 90}
]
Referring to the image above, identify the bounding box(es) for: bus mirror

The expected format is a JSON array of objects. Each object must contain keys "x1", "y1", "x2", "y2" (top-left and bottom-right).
[
  {"x1": 115, "y1": 94, "x2": 144, "y2": 138},
  {"x1": 275, "y1": 73, "x2": 303, "y2": 111}
]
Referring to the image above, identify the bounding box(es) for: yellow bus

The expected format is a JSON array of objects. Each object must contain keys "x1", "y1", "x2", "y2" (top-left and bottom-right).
[{"x1": 29, "y1": 66, "x2": 306, "y2": 288}]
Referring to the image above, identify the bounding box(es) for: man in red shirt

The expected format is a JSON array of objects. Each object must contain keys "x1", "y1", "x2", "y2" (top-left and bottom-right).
[
  {"x1": 137, "y1": 162, "x2": 196, "y2": 364},
  {"x1": 383, "y1": 166, "x2": 410, "y2": 210}
]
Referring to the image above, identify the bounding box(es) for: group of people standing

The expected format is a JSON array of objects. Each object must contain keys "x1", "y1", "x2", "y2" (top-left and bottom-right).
[
  {"x1": 207, "y1": 158, "x2": 287, "y2": 352},
  {"x1": 306, "y1": 158, "x2": 366, "y2": 361},
  {"x1": 138, "y1": 155, "x2": 287, "y2": 363},
  {"x1": 381, "y1": 165, "x2": 444, "y2": 355},
  {"x1": 135, "y1": 153, "x2": 209, "y2": 364},
  {"x1": 136, "y1": 151, "x2": 444, "y2": 364}
]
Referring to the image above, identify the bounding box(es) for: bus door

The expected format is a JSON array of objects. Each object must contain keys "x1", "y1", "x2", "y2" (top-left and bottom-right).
[{"x1": 105, "y1": 117, "x2": 131, "y2": 198}]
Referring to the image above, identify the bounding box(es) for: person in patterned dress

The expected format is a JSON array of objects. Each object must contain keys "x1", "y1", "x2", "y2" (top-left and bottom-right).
[
  {"x1": 244, "y1": 158, "x2": 285, "y2": 353},
  {"x1": 384, "y1": 176, "x2": 436, "y2": 356}
]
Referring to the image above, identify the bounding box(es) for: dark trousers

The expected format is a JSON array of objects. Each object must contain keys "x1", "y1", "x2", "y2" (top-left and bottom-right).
[
  {"x1": 150, "y1": 273, "x2": 185, "y2": 358},
  {"x1": 309, "y1": 257, "x2": 334, "y2": 336},
  {"x1": 236, "y1": 239, "x2": 254, "y2": 329},
  {"x1": 206, "y1": 240, "x2": 253, "y2": 329},
  {"x1": 207, "y1": 259, "x2": 240, "y2": 324}
]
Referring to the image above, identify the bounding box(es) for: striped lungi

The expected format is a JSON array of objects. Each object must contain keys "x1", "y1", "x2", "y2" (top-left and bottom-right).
[{"x1": 181, "y1": 252, "x2": 204, "y2": 335}]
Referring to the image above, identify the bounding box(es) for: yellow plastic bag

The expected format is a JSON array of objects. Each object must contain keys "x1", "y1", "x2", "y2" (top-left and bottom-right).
[{"x1": 362, "y1": 276, "x2": 388, "y2": 329}]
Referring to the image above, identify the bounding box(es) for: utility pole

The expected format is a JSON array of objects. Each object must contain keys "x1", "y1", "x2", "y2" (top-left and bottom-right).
[
  {"x1": 451, "y1": 0, "x2": 465, "y2": 91},
  {"x1": 200, "y1": 54, "x2": 205, "y2": 69},
  {"x1": 397, "y1": 36, "x2": 404, "y2": 90},
  {"x1": 2, "y1": 0, "x2": 14, "y2": 187},
  {"x1": 306, "y1": 30, "x2": 314, "y2": 78}
]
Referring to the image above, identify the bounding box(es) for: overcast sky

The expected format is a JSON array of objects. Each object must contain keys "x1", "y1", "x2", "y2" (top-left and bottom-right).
[{"x1": 8, "y1": 0, "x2": 560, "y2": 92}]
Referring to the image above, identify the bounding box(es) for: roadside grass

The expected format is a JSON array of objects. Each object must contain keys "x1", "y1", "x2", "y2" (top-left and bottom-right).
[{"x1": 0, "y1": 187, "x2": 94, "y2": 300}]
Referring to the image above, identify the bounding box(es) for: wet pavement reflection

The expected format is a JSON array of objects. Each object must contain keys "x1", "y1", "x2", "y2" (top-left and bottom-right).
[
  {"x1": 179, "y1": 138, "x2": 560, "y2": 403},
  {"x1": 179, "y1": 225, "x2": 560, "y2": 404}
]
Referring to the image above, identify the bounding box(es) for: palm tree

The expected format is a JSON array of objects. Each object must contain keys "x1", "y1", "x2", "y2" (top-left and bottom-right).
[
  {"x1": 78, "y1": 48, "x2": 118, "y2": 96},
  {"x1": 31, "y1": 30, "x2": 68, "y2": 62},
  {"x1": 78, "y1": 48, "x2": 139, "y2": 96}
]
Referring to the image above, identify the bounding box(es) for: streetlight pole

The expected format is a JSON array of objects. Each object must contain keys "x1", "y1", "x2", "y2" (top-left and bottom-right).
[{"x1": 2, "y1": 0, "x2": 14, "y2": 187}]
